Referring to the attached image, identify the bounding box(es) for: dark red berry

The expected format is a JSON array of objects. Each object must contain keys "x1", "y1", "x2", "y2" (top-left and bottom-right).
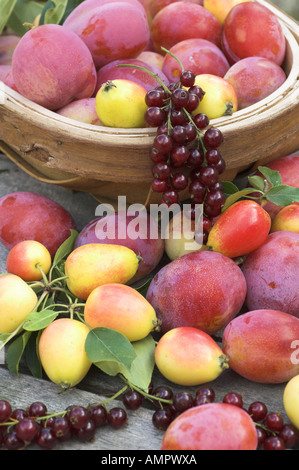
[
  {"x1": 0, "y1": 400, "x2": 12, "y2": 422},
  {"x1": 222, "y1": 392, "x2": 243, "y2": 408},
  {"x1": 28, "y1": 401, "x2": 47, "y2": 418},
  {"x1": 152, "y1": 408, "x2": 173, "y2": 431},
  {"x1": 15, "y1": 418, "x2": 40, "y2": 443},
  {"x1": 35, "y1": 427, "x2": 57, "y2": 450},
  {"x1": 173, "y1": 391, "x2": 194, "y2": 412},
  {"x1": 122, "y1": 390, "x2": 143, "y2": 410},
  {"x1": 107, "y1": 407, "x2": 127, "y2": 429},
  {"x1": 264, "y1": 412, "x2": 284, "y2": 432},
  {"x1": 248, "y1": 402, "x2": 268, "y2": 422},
  {"x1": 263, "y1": 436, "x2": 286, "y2": 451},
  {"x1": 90, "y1": 405, "x2": 107, "y2": 428}
]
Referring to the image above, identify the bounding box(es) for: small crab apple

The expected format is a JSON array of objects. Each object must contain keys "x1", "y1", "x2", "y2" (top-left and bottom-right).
[
  {"x1": 38, "y1": 318, "x2": 92, "y2": 390},
  {"x1": 271, "y1": 204, "x2": 299, "y2": 234},
  {"x1": 203, "y1": 0, "x2": 252, "y2": 24},
  {"x1": 6, "y1": 240, "x2": 52, "y2": 282},
  {"x1": 192, "y1": 73, "x2": 238, "y2": 119},
  {"x1": 155, "y1": 326, "x2": 229, "y2": 386},
  {"x1": 0, "y1": 274, "x2": 38, "y2": 334}
]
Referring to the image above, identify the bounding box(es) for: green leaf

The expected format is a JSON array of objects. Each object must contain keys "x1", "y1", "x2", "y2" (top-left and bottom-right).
[
  {"x1": 25, "y1": 331, "x2": 43, "y2": 378},
  {"x1": 135, "y1": 278, "x2": 152, "y2": 297},
  {"x1": 0, "y1": 0, "x2": 17, "y2": 34},
  {"x1": 23, "y1": 309, "x2": 59, "y2": 331},
  {"x1": 221, "y1": 188, "x2": 263, "y2": 212},
  {"x1": 247, "y1": 175, "x2": 267, "y2": 192},
  {"x1": 39, "y1": 0, "x2": 67, "y2": 25},
  {"x1": 98, "y1": 334, "x2": 156, "y2": 390},
  {"x1": 257, "y1": 165, "x2": 282, "y2": 187},
  {"x1": 6, "y1": 331, "x2": 32, "y2": 375},
  {"x1": 85, "y1": 327, "x2": 137, "y2": 372},
  {"x1": 52, "y1": 229, "x2": 78, "y2": 267},
  {"x1": 6, "y1": 0, "x2": 47, "y2": 36},
  {"x1": 221, "y1": 181, "x2": 239, "y2": 197},
  {"x1": 265, "y1": 185, "x2": 299, "y2": 207}
]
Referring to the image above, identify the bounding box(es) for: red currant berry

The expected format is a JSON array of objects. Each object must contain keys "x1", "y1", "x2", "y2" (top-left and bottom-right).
[
  {"x1": 198, "y1": 166, "x2": 219, "y2": 187},
  {"x1": 73, "y1": 419, "x2": 96, "y2": 442},
  {"x1": 263, "y1": 436, "x2": 286, "y2": 451},
  {"x1": 188, "y1": 85, "x2": 205, "y2": 101},
  {"x1": 170, "y1": 173, "x2": 188, "y2": 191},
  {"x1": 107, "y1": 407, "x2": 127, "y2": 429},
  {"x1": 145, "y1": 107, "x2": 167, "y2": 127},
  {"x1": 68, "y1": 406, "x2": 90, "y2": 430},
  {"x1": 15, "y1": 418, "x2": 40, "y2": 443},
  {"x1": 28, "y1": 401, "x2": 47, "y2": 418},
  {"x1": 222, "y1": 392, "x2": 243, "y2": 408},
  {"x1": 152, "y1": 162, "x2": 171, "y2": 180},
  {"x1": 203, "y1": 127, "x2": 224, "y2": 148},
  {"x1": 193, "y1": 113, "x2": 209, "y2": 129},
  {"x1": 173, "y1": 391, "x2": 194, "y2": 412},
  {"x1": 264, "y1": 412, "x2": 284, "y2": 432},
  {"x1": 153, "y1": 134, "x2": 173, "y2": 154},
  {"x1": 3, "y1": 430, "x2": 24, "y2": 450},
  {"x1": 180, "y1": 70, "x2": 196, "y2": 87},
  {"x1": 35, "y1": 427, "x2": 57, "y2": 450},
  {"x1": 0, "y1": 400, "x2": 12, "y2": 422},
  {"x1": 161, "y1": 189, "x2": 179, "y2": 205},
  {"x1": 52, "y1": 416, "x2": 72, "y2": 441},
  {"x1": 152, "y1": 178, "x2": 169, "y2": 193},
  {"x1": 145, "y1": 89, "x2": 165, "y2": 108},
  {"x1": 248, "y1": 402, "x2": 268, "y2": 422},
  {"x1": 153, "y1": 386, "x2": 174, "y2": 403},
  {"x1": 195, "y1": 387, "x2": 215, "y2": 402},
  {"x1": 171, "y1": 125, "x2": 187, "y2": 144},
  {"x1": 152, "y1": 408, "x2": 173, "y2": 431},
  {"x1": 90, "y1": 405, "x2": 107, "y2": 428},
  {"x1": 122, "y1": 390, "x2": 143, "y2": 410},
  {"x1": 279, "y1": 424, "x2": 299, "y2": 449},
  {"x1": 171, "y1": 88, "x2": 190, "y2": 108}
]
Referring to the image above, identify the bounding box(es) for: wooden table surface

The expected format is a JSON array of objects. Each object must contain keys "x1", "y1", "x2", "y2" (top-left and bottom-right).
[{"x1": 0, "y1": 153, "x2": 298, "y2": 451}]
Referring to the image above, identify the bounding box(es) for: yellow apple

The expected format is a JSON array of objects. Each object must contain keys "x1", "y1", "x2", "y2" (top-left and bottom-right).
[
  {"x1": 38, "y1": 318, "x2": 92, "y2": 390},
  {"x1": 193, "y1": 74, "x2": 238, "y2": 120},
  {"x1": 271, "y1": 203, "x2": 299, "y2": 234},
  {"x1": 164, "y1": 210, "x2": 207, "y2": 260},
  {"x1": 95, "y1": 79, "x2": 148, "y2": 128},
  {"x1": 283, "y1": 375, "x2": 299, "y2": 429},
  {"x1": 203, "y1": 0, "x2": 252, "y2": 24},
  {"x1": 0, "y1": 274, "x2": 38, "y2": 333}
]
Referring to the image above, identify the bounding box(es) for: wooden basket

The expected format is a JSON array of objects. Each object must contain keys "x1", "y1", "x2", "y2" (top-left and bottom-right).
[{"x1": 0, "y1": 0, "x2": 299, "y2": 208}]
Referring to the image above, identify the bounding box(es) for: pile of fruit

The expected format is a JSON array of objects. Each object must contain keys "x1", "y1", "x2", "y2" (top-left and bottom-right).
[
  {"x1": 0, "y1": 150, "x2": 298, "y2": 450},
  {"x1": 0, "y1": 0, "x2": 288, "y2": 122}
]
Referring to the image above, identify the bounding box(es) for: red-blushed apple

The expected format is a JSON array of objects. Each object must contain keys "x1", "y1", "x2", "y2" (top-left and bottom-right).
[
  {"x1": 155, "y1": 327, "x2": 229, "y2": 386},
  {"x1": 224, "y1": 56, "x2": 286, "y2": 110},
  {"x1": 6, "y1": 240, "x2": 52, "y2": 282},
  {"x1": 222, "y1": 309, "x2": 299, "y2": 383},
  {"x1": 84, "y1": 283, "x2": 158, "y2": 341},
  {"x1": 0, "y1": 274, "x2": 38, "y2": 333},
  {"x1": 271, "y1": 203, "x2": 299, "y2": 234},
  {"x1": 146, "y1": 250, "x2": 247, "y2": 335},
  {"x1": 203, "y1": 0, "x2": 252, "y2": 24},
  {"x1": 151, "y1": 2, "x2": 222, "y2": 54},
  {"x1": 64, "y1": 243, "x2": 140, "y2": 300},
  {"x1": 162, "y1": 38, "x2": 229, "y2": 82},
  {"x1": 192, "y1": 73, "x2": 238, "y2": 119},
  {"x1": 56, "y1": 98, "x2": 102, "y2": 125},
  {"x1": 161, "y1": 402, "x2": 258, "y2": 450},
  {"x1": 0, "y1": 192, "x2": 77, "y2": 258},
  {"x1": 164, "y1": 210, "x2": 207, "y2": 260},
  {"x1": 221, "y1": 2, "x2": 286, "y2": 65},
  {"x1": 242, "y1": 231, "x2": 299, "y2": 317},
  {"x1": 38, "y1": 318, "x2": 92, "y2": 390},
  {"x1": 74, "y1": 211, "x2": 165, "y2": 284},
  {"x1": 207, "y1": 200, "x2": 271, "y2": 258}
]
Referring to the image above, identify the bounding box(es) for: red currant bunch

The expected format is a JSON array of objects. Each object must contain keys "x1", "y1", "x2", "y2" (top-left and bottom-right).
[{"x1": 145, "y1": 69, "x2": 226, "y2": 238}]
